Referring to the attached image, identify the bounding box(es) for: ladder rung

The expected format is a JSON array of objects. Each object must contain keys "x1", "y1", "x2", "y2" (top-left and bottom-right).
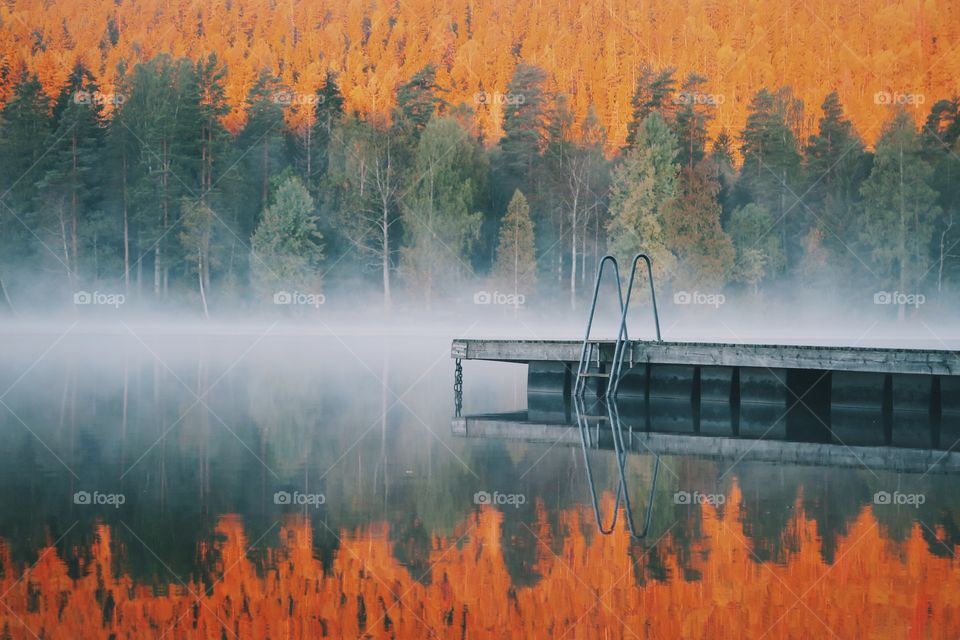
[{"x1": 579, "y1": 372, "x2": 610, "y2": 378}]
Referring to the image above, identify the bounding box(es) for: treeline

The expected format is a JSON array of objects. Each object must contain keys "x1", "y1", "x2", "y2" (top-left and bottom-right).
[{"x1": 0, "y1": 56, "x2": 958, "y2": 315}]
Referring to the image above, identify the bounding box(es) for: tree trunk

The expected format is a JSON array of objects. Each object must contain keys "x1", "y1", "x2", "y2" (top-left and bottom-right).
[
  {"x1": 122, "y1": 148, "x2": 130, "y2": 296},
  {"x1": 897, "y1": 145, "x2": 906, "y2": 322},
  {"x1": 938, "y1": 214, "x2": 953, "y2": 294},
  {"x1": 305, "y1": 126, "x2": 312, "y2": 183},
  {"x1": 262, "y1": 138, "x2": 270, "y2": 210},
  {"x1": 0, "y1": 273, "x2": 15, "y2": 315},
  {"x1": 382, "y1": 198, "x2": 392, "y2": 311},
  {"x1": 570, "y1": 191, "x2": 579, "y2": 310},
  {"x1": 58, "y1": 204, "x2": 72, "y2": 288},
  {"x1": 71, "y1": 130, "x2": 79, "y2": 282},
  {"x1": 198, "y1": 250, "x2": 209, "y2": 318}
]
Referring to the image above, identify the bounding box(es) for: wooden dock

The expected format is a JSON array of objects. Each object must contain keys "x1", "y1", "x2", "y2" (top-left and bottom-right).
[
  {"x1": 451, "y1": 337, "x2": 960, "y2": 423},
  {"x1": 451, "y1": 339, "x2": 960, "y2": 376}
]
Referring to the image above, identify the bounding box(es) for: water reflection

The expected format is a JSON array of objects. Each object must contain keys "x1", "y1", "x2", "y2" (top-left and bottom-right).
[
  {"x1": 0, "y1": 334, "x2": 958, "y2": 638},
  {"x1": 576, "y1": 396, "x2": 660, "y2": 539}
]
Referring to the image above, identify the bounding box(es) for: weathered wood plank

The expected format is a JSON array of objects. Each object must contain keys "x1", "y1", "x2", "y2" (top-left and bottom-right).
[{"x1": 451, "y1": 339, "x2": 960, "y2": 375}]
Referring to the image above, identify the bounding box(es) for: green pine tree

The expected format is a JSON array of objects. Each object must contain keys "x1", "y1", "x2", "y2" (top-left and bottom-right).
[
  {"x1": 36, "y1": 63, "x2": 106, "y2": 286},
  {"x1": 237, "y1": 70, "x2": 289, "y2": 231},
  {"x1": 860, "y1": 111, "x2": 941, "y2": 318},
  {"x1": 727, "y1": 203, "x2": 784, "y2": 294},
  {"x1": 250, "y1": 175, "x2": 324, "y2": 300},
  {"x1": 493, "y1": 190, "x2": 537, "y2": 298},
  {"x1": 673, "y1": 73, "x2": 713, "y2": 170},
  {"x1": 497, "y1": 64, "x2": 550, "y2": 201},
  {"x1": 921, "y1": 98, "x2": 960, "y2": 291},
  {"x1": 803, "y1": 91, "x2": 872, "y2": 268},
  {"x1": 738, "y1": 87, "x2": 804, "y2": 272},
  {"x1": 606, "y1": 113, "x2": 679, "y2": 282},
  {"x1": 663, "y1": 162, "x2": 735, "y2": 289},
  {"x1": 625, "y1": 64, "x2": 677, "y2": 150},
  {"x1": 0, "y1": 72, "x2": 54, "y2": 293}
]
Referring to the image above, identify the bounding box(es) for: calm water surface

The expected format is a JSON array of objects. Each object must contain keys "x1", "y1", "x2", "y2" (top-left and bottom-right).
[{"x1": 0, "y1": 328, "x2": 958, "y2": 638}]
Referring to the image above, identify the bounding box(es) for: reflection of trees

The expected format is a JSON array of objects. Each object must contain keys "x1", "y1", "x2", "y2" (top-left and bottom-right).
[{"x1": 2, "y1": 341, "x2": 960, "y2": 588}]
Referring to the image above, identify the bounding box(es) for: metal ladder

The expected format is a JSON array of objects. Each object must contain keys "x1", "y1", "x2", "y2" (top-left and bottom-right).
[
  {"x1": 574, "y1": 256, "x2": 624, "y2": 397},
  {"x1": 575, "y1": 253, "x2": 662, "y2": 399}
]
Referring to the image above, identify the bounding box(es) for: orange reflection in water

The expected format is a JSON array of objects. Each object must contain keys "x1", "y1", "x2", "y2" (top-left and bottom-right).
[{"x1": 1, "y1": 484, "x2": 959, "y2": 639}]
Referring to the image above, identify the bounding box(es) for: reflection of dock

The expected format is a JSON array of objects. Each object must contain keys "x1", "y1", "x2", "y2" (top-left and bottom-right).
[{"x1": 451, "y1": 410, "x2": 960, "y2": 474}]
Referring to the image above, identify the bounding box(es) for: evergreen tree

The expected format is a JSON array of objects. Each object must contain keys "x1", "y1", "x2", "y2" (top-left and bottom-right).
[
  {"x1": 497, "y1": 64, "x2": 550, "y2": 204},
  {"x1": 250, "y1": 175, "x2": 324, "y2": 299},
  {"x1": 37, "y1": 64, "x2": 108, "y2": 285},
  {"x1": 236, "y1": 70, "x2": 289, "y2": 233},
  {"x1": 709, "y1": 129, "x2": 738, "y2": 228},
  {"x1": 921, "y1": 98, "x2": 960, "y2": 291},
  {"x1": 663, "y1": 162, "x2": 735, "y2": 289},
  {"x1": 393, "y1": 65, "x2": 445, "y2": 146},
  {"x1": 625, "y1": 65, "x2": 677, "y2": 150},
  {"x1": 400, "y1": 117, "x2": 485, "y2": 305},
  {"x1": 105, "y1": 62, "x2": 136, "y2": 295},
  {"x1": 0, "y1": 72, "x2": 54, "y2": 291},
  {"x1": 492, "y1": 190, "x2": 537, "y2": 298},
  {"x1": 673, "y1": 73, "x2": 713, "y2": 170},
  {"x1": 606, "y1": 113, "x2": 679, "y2": 282},
  {"x1": 803, "y1": 91, "x2": 871, "y2": 267},
  {"x1": 120, "y1": 55, "x2": 203, "y2": 297},
  {"x1": 860, "y1": 111, "x2": 941, "y2": 318},
  {"x1": 739, "y1": 87, "x2": 804, "y2": 272},
  {"x1": 303, "y1": 70, "x2": 345, "y2": 186},
  {"x1": 727, "y1": 203, "x2": 784, "y2": 293},
  {"x1": 195, "y1": 54, "x2": 231, "y2": 200}
]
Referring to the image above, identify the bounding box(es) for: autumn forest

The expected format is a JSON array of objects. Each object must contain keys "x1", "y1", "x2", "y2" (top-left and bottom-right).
[{"x1": 1, "y1": 0, "x2": 959, "y2": 313}]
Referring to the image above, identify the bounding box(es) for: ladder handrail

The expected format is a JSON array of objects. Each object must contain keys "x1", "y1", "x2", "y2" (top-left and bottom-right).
[
  {"x1": 608, "y1": 253, "x2": 662, "y2": 398},
  {"x1": 575, "y1": 256, "x2": 625, "y2": 396}
]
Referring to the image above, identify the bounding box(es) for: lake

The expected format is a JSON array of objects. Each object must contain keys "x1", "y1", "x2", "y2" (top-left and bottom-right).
[{"x1": 0, "y1": 325, "x2": 957, "y2": 638}]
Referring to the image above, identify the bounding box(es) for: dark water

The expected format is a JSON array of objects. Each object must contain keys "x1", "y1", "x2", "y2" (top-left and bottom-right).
[{"x1": 0, "y1": 328, "x2": 958, "y2": 639}]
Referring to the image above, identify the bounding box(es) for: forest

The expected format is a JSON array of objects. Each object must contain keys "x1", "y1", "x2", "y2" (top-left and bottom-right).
[{"x1": 0, "y1": 52, "x2": 958, "y2": 315}]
